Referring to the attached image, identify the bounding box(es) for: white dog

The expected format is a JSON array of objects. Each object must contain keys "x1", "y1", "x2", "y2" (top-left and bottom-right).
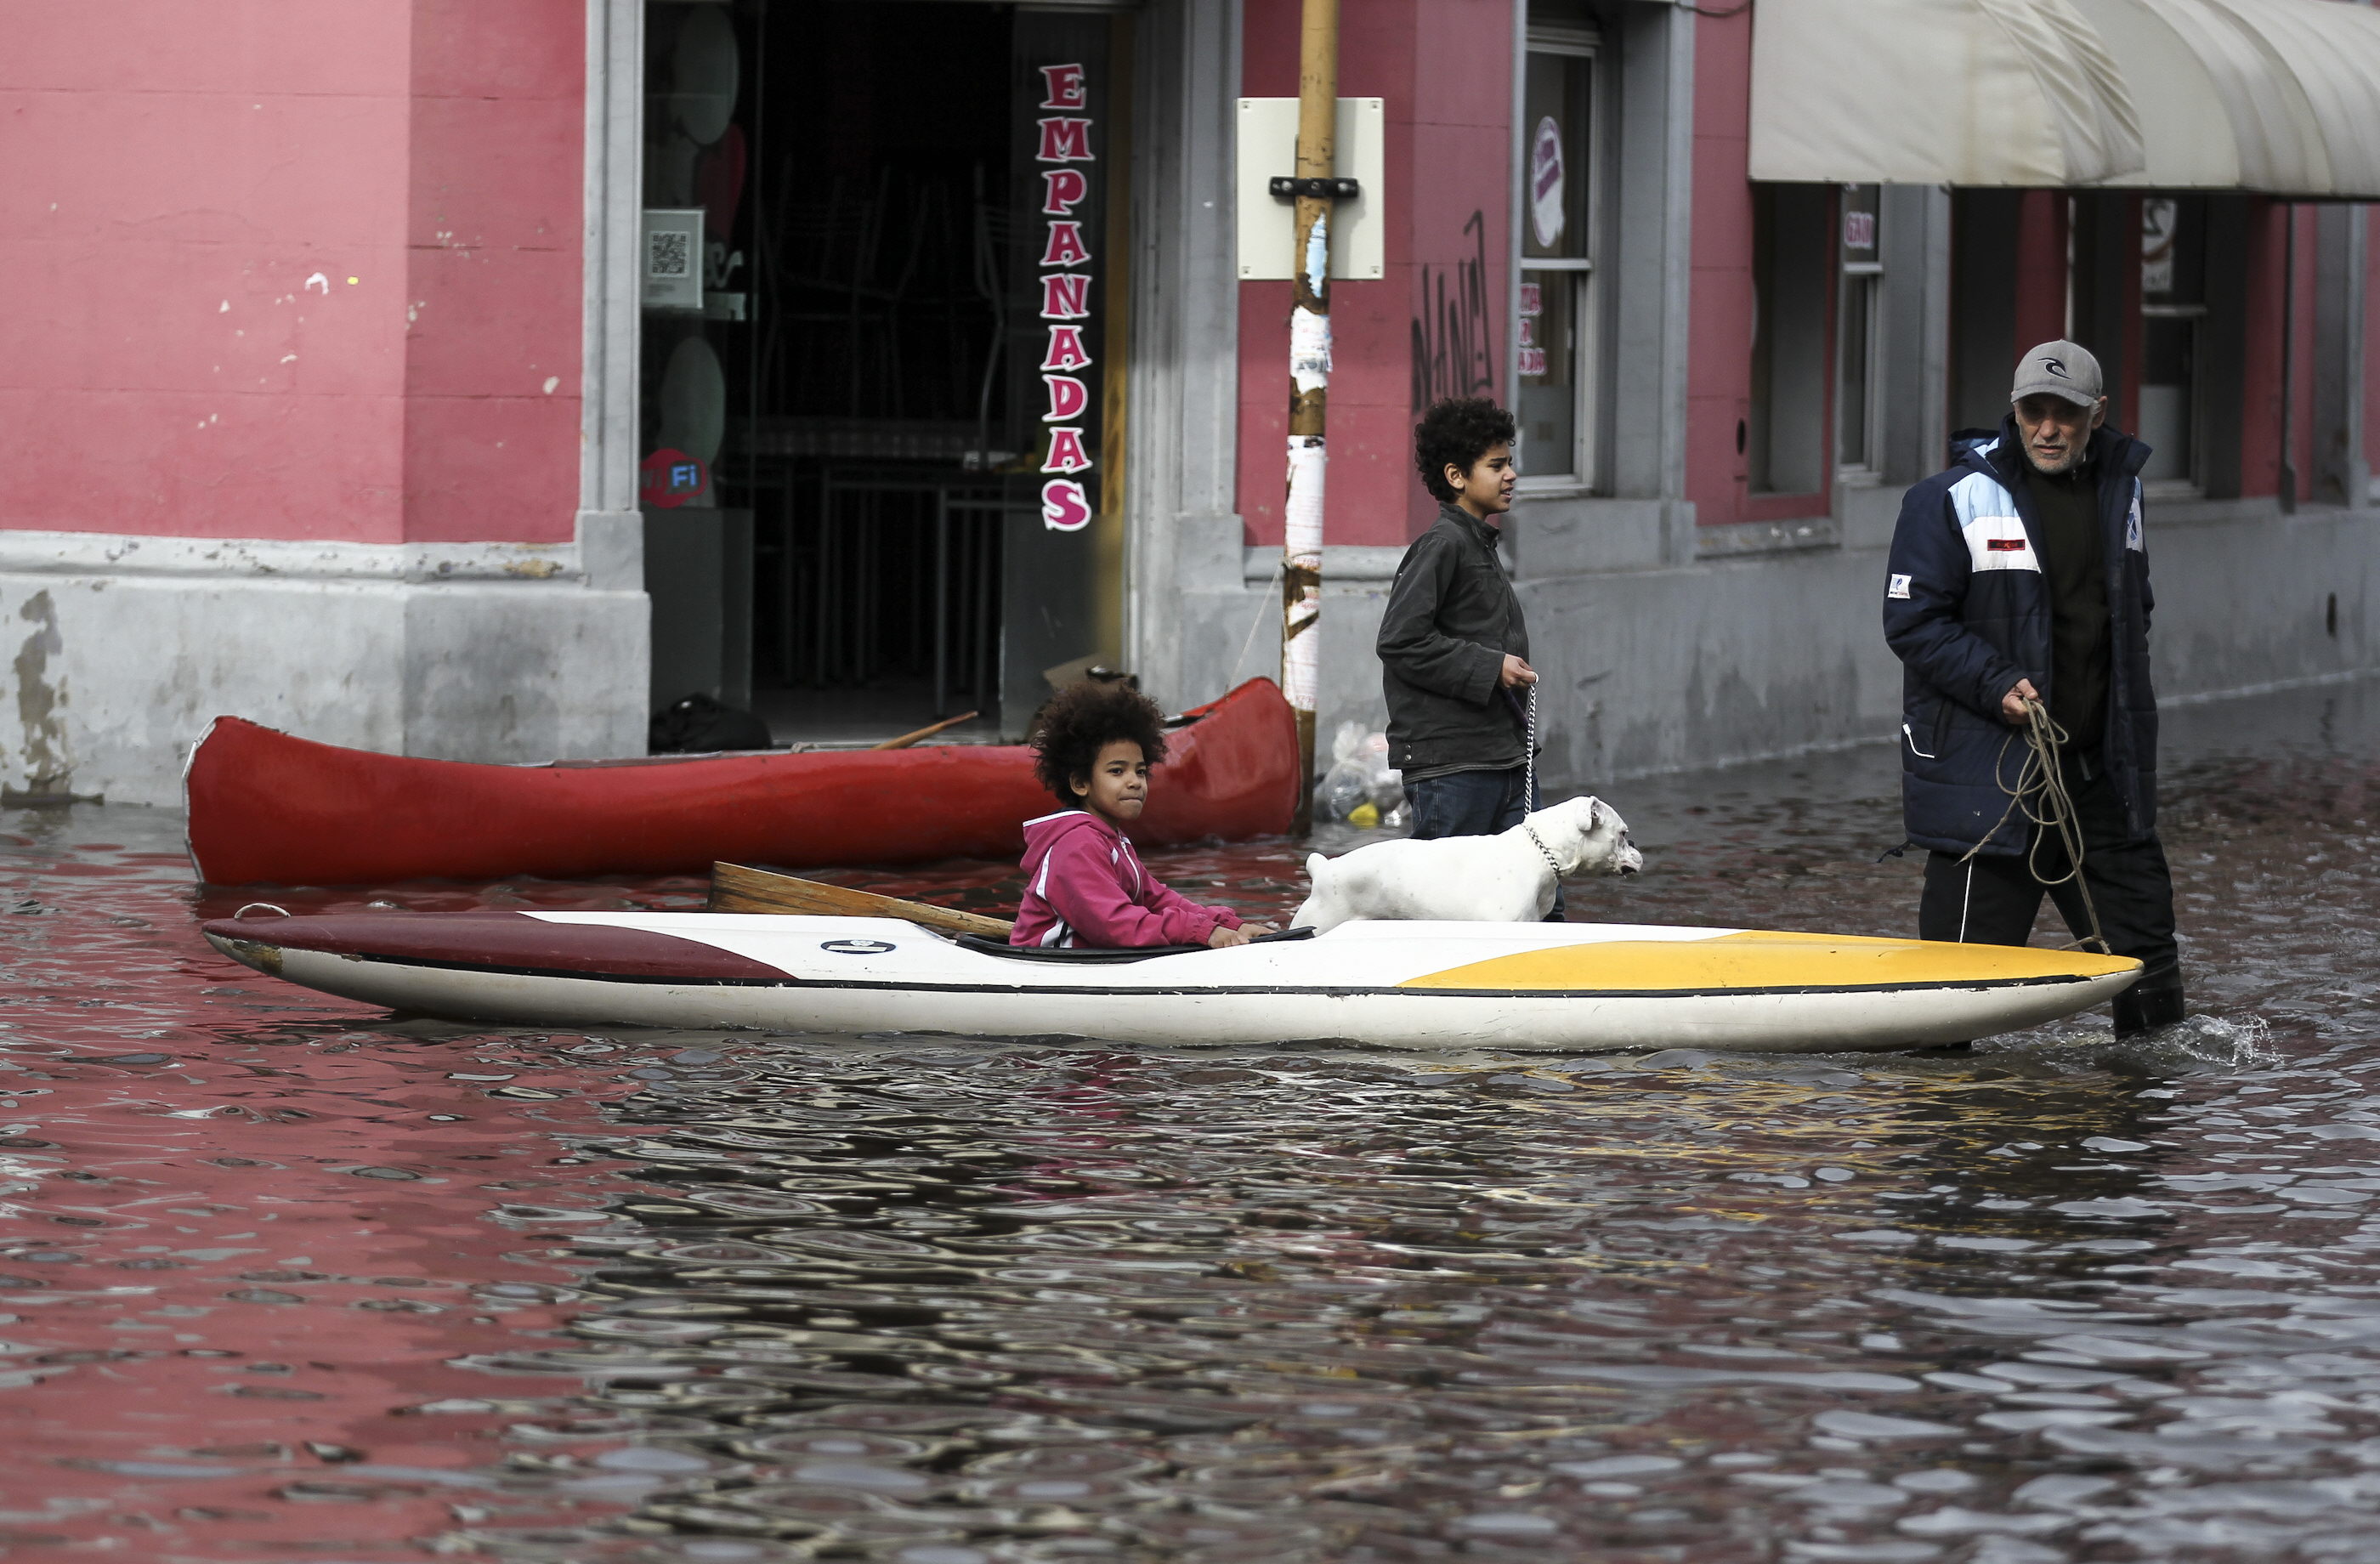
[{"x1": 1290, "y1": 795, "x2": 1643, "y2": 932}]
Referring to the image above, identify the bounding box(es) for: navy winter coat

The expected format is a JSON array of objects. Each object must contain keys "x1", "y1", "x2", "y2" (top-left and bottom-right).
[{"x1": 1882, "y1": 418, "x2": 2158, "y2": 857}]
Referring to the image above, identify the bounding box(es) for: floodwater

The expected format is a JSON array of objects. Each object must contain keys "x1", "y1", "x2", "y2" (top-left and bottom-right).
[{"x1": 3, "y1": 679, "x2": 2377, "y2": 1564}]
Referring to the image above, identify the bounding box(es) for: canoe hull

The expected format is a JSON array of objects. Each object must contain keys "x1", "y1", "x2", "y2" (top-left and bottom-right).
[
  {"x1": 184, "y1": 679, "x2": 1297, "y2": 887},
  {"x1": 203, "y1": 912, "x2": 2144, "y2": 1054}
]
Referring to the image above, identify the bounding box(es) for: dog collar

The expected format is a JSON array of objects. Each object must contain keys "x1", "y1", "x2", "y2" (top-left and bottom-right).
[{"x1": 1522, "y1": 821, "x2": 1563, "y2": 875}]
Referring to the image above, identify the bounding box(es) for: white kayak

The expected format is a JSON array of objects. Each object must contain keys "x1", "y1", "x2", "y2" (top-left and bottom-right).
[{"x1": 201, "y1": 910, "x2": 2141, "y2": 1053}]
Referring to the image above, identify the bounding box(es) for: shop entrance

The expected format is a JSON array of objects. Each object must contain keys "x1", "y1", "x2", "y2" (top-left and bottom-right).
[{"x1": 637, "y1": 0, "x2": 1130, "y2": 747}]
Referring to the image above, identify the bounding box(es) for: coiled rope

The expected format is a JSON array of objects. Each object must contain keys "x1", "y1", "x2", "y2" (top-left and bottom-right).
[{"x1": 1957, "y1": 694, "x2": 2110, "y2": 954}]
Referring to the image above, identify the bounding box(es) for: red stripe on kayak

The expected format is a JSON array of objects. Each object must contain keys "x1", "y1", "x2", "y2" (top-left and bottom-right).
[{"x1": 197, "y1": 913, "x2": 788, "y2": 981}]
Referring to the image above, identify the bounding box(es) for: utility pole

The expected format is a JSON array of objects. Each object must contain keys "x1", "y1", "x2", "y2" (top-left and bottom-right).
[{"x1": 1279, "y1": 0, "x2": 1340, "y2": 832}]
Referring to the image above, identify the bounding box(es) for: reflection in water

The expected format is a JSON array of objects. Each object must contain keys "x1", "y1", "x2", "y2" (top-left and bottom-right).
[{"x1": 0, "y1": 679, "x2": 2373, "y2": 1561}]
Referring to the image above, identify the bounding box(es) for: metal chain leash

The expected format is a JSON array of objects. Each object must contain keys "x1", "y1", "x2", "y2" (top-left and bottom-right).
[
  {"x1": 1520, "y1": 678, "x2": 1562, "y2": 875},
  {"x1": 1523, "y1": 677, "x2": 1537, "y2": 813}
]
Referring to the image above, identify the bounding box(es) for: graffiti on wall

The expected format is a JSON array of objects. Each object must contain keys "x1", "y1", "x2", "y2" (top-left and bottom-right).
[{"x1": 1410, "y1": 211, "x2": 1499, "y2": 411}]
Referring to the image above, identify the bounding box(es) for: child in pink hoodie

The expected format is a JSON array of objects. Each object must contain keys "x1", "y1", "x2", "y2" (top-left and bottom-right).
[{"x1": 1012, "y1": 682, "x2": 1278, "y2": 949}]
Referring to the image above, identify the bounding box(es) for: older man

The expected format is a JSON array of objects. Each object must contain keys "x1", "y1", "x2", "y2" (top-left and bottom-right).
[{"x1": 1882, "y1": 340, "x2": 2185, "y2": 1035}]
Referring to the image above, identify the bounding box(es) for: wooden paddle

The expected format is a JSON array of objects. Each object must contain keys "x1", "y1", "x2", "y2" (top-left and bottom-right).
[
  {"x1": 708, "y1": 861, "x2": 1015, "y2": 939},
  {"x1": 870, "y1": 711, "x2": 979, "y2": 751}
]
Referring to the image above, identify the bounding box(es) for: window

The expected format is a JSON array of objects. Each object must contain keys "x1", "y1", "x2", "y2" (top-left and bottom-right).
[
  {"x1": 1748, "y1": 184, "x2": 1832, "y2": 495},
  {"x1": 1947, "y1": 190, "x2": 2022, "y2": 434},
  {"x1": 1516, "y1": 26, "x2": 1598, "y2": 487},
  {"x1": 1836, "y1": 184, "x2": 1883, "y2": 475},
  {"x1": 2139, "y1": 196, "x2": 2206, "y2": 488}
]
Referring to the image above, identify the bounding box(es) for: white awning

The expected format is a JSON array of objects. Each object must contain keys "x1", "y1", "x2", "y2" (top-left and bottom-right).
[
  {"x1": 1748, "y1": 0, "x2": 2146, "y2": 187},
  {"x1": 1749, "y1": 0, "x2": 2380, "y2": 197},
  {"x1": 2191, "y1": 0, "x2": 2380, "y2": 196}
]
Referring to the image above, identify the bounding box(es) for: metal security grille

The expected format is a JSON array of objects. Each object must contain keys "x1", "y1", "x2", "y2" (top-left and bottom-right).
[{"x1": 756, "y1": 474, "x2": 1012, "y2": 720}]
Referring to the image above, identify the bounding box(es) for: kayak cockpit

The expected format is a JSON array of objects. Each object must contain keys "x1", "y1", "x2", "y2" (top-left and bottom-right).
[{"x1": 951, "y1": 927, "x2": 1318, "y2": 963}]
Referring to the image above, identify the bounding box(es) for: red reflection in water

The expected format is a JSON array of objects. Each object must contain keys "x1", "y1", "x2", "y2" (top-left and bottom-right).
[
  {"x1": 2, "y1": 829, "x2": 728, "y2": 1557},
  {"x1": 1, "y1": 813, "x2": 1323, "y2": 1558}
]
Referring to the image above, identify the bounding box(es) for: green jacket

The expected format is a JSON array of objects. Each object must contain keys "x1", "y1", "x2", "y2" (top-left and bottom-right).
[{"x1": 1376, "y1": 503, "x2": 1531, "y2": 778}]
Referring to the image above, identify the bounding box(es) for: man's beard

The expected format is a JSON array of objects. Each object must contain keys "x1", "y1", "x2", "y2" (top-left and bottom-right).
[{"x1": 2026, "y1": 442, "x2": 2088, "y2": 476}]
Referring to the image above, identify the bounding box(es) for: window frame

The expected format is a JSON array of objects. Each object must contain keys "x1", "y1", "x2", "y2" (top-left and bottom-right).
[
  {"x1": 2138, "y1": 303, "x2": 2206, "y2": 496},
  {"x1": 1834, "y1": 184, "x2": 1885, "y2": 484},
  {"x1": 1513, "y1": 23, "x2": 1601, "y2": 496},
  {"x1": 1747, "y1": 183, "x2": 1835, "y2": 499},
  {"x1": 2138, "y1": 195, "x2": 2207, "y2": 498}
]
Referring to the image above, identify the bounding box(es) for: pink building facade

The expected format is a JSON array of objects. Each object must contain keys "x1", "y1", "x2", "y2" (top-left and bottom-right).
[
  {"x1": 3, "y1": 0, "x2": 2375, "y2": 807},
  {"x1": 1222, "y1": 0, "x2": 2377, "y2": 790},
  {"x1": 3, "y1": 0, "x2": 644, "y2": 805}
]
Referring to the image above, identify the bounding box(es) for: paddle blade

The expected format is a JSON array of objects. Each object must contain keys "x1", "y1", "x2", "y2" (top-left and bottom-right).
[
  {"x1": 870, "y1": 711, "x2": 979, "y2": 751},
  {"x1": 708, "y1": 862, "x2": 1015, "y2": 939}
]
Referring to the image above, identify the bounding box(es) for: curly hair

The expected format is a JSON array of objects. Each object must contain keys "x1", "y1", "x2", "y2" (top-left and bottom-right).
[
  {"x1": 1029, "y1": 680, "x2": 1170, "y2": 808},
  {"x1": 1414, "y1": 397, "x2": 1518, "y2": 502}
]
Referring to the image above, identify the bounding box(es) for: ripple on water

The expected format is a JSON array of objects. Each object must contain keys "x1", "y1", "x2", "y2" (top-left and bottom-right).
[{"x1": 1, "y1": 680, "x2": 2378, "y2": 1558}]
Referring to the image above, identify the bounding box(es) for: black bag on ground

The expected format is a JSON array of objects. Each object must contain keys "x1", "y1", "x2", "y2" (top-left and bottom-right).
[{"x1": 649, "y1": 693, "x2": 773, "y2": 754}]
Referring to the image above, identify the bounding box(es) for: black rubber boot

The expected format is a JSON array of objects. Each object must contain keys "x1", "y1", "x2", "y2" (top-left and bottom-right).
[{"x1": 2113, "y1": 978, "x2": 2186, "y2": 1037}]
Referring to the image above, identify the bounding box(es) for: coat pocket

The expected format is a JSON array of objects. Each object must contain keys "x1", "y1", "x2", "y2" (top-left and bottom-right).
[
  {"x1": 1901, "y1": 697, "x2": 1952, "y2": 762},
  {"x1": 1943, "y1": 700, "x2": 2026, "y2": 792}
]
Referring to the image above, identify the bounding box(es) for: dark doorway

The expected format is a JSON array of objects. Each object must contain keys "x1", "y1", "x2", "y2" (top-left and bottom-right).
[
  {"x1": 738, "y1": 1, "x2": 1016, "y2": 742},
  {"x1": 641, "y1": 1, "x2": 1129, "y2": 746},
  {"x1": 1947, "y1": 190, "x2": 2021, "y2": 439}
]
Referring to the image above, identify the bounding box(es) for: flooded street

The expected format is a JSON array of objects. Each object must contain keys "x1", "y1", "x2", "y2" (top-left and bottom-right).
[{"x1": 4, "y1": 678, "x2": 2379, "y2": 1563}]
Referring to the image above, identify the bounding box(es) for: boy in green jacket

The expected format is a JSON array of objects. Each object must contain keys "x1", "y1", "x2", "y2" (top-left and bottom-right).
[{"x1": 1376, "y1": 397, "x2": 1556, "y2": 915}]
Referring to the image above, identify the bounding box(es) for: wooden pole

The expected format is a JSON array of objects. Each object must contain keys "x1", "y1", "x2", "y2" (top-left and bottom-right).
[{"x1": 1281, "y1": 0, "x2": 1339, "y2": 833}]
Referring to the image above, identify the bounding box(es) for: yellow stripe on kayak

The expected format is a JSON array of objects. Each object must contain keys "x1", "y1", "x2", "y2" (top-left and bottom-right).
[{"x1": 1399, "y1": 930, "x2": 2140, "y2": 993}]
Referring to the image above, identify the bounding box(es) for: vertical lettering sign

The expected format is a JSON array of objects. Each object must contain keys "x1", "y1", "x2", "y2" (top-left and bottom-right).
[{"x1": 1034, "y1": 62, "x2": 1096, "y2": 531}]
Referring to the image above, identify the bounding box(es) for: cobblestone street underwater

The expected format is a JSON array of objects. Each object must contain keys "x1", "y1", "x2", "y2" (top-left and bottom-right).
[{"x1": 3, "y1": 680, "x2": 2378, "y2": 1562}]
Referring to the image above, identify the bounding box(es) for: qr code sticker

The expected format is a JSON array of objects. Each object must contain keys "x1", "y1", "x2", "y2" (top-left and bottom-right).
[{"x1": 647, "y1": 228, "x2": 692, "y2": 279}]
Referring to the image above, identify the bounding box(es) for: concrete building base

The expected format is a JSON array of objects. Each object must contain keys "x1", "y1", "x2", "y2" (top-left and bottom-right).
[
  {"x1": 2, "y1": 531, "x2": 649, "y2": 808},
  {"x1": 17, "y1": 491, "x2": 2368, "y2": 814},
  {"x1": 1165, "y1": 491, "x2": 2379, "y2": 796}
]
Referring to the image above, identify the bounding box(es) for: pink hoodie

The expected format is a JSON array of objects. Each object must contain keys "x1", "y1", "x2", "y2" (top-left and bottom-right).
[{"x1": 1010, "y1": 809, "x2": 1244, "y2": 949}]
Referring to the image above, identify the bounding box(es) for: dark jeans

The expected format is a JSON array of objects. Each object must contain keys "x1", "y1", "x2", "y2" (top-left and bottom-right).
[
  {"x1": 1405, "y1": 766, "x2": 1566, "y2": 921},
  {"x1": 1917, "y1": 760, "x2": 2184, "y2": 1034}
]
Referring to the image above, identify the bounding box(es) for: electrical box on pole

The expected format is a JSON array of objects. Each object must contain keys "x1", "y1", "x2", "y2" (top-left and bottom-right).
[{"x1": 1234, "y1": 98, "x2": 1385, "y2": 281}]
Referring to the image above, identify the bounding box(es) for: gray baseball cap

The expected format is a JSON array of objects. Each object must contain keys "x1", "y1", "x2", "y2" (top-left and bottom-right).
[{"x1": 2012, "y1": 340, "x2": 2104, "y2": 407}]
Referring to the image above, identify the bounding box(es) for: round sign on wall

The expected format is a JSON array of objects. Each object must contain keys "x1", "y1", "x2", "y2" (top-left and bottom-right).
[
  {"x1": 640, "y1": 448, "x2": 708, "y2": 509},
  {"x1": 1530, "y1": 116, "x2": 1566, "y2": 250}
]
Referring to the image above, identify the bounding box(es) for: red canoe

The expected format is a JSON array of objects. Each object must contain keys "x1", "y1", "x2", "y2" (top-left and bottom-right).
[{"x1": 185, "y1": 679, "x2": 1299, "y2": 887}]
